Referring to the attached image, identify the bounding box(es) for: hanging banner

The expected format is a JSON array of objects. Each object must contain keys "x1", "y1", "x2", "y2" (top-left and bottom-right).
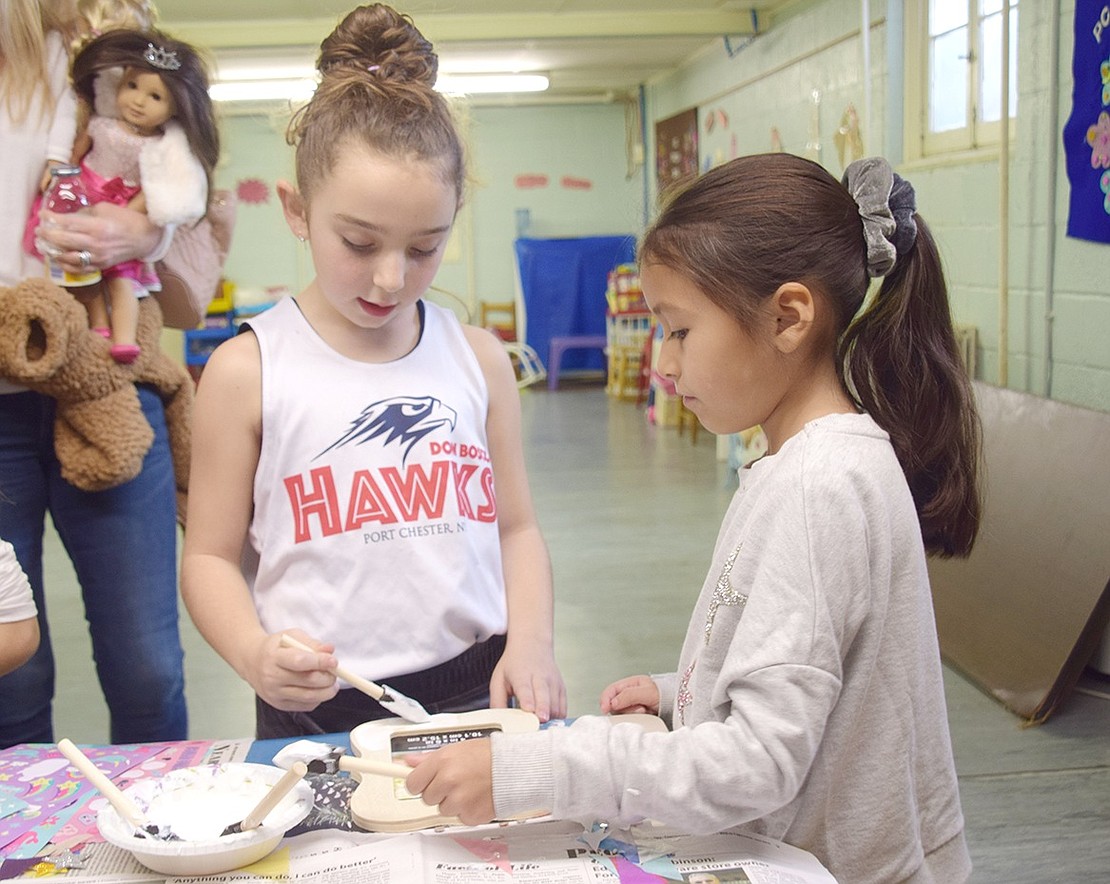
[{"x1": 1063, "y1": 1, "x2": 1110, "y2": 243}]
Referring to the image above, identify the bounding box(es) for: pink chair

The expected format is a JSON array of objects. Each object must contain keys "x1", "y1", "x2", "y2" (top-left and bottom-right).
[{"x1": 547, "y1": 335, "x2": 608, "y2": 390}]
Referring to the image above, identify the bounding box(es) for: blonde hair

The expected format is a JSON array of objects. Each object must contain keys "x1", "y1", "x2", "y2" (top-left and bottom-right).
[
  {"x1": 76, "y1": 0, "x2": 157, "y2": 40},
  {"x1": 0, "y1": 0, "x2": 80, "y2": 123}
]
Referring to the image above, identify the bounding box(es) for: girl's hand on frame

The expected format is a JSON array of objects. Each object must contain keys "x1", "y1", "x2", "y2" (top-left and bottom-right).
[
  {"x1": 600, "y1": 675, "x2": 660, "y2": 716},
  {"x1": 248, "y1": 631, "x2": 340, "y2": 712},
  {"x1": 490, "y1": 642, "x2": 567, "y2": 723},
  {"x1": 405, "y1": 738, "x2": 495, "y2": 827}
]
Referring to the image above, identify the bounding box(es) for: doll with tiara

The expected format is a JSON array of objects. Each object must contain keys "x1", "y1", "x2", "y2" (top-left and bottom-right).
[{"x1": 27, "y1": 28, "x2": 218, "y2": 363}]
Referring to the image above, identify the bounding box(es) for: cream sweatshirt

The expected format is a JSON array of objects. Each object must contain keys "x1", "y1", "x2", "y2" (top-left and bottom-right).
[{"x1": 492, "y1": 413, "x2": 971, "y2": 884}]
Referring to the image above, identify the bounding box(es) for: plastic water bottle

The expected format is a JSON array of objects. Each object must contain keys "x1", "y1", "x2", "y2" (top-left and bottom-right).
[{"x1": 40, "y1": 165, "x2": 101, "y2": 287}]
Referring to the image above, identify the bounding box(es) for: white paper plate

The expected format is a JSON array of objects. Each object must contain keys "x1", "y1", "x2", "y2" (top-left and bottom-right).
[{"x1": 96, "y1": 762, "x2": 314, "y2": 876}]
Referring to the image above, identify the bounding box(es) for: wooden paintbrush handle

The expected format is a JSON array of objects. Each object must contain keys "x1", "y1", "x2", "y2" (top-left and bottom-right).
[
  {"x1": 241, "y1": 762, "x2": 307, "y2": 830},
  {"x1": 330, "y1": 666, "x2": 386, "y2": 701},
  {"x1": 279, "y1": 633, "x2": 386, "y2": 701},
  {"x1": 338, "y1": 755, "x2": 413, "y2": 779},
  {"x1": 57, "y1": 738, "x2": 147, "y2": 828}
]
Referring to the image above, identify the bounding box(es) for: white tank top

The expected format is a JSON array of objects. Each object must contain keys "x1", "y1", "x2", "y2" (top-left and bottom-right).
[{"x1": 245, "y1": 297, "x2": 507, "y2": 679}]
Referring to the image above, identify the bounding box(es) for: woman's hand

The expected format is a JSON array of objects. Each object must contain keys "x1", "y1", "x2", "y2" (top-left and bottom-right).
[
  {"x1": 405, "y1": 738, "x2": 495, "y2": 826},
  {"x1": 600, "y1": 675, "x2": 660, "y2": 715},
  {"x1": 36, "y1": 202, "x2": 162, "y2": 273}
]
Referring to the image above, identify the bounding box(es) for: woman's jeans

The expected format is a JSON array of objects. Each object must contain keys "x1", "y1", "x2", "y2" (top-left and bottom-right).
[{"x1": 0, "y1": 388, "x2": 187, "y2": 747}]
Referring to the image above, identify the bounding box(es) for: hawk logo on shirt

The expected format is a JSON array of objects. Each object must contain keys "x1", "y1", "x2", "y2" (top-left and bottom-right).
[{"x1": 316, "y1": 396, "x2": 458, "y2": 464}]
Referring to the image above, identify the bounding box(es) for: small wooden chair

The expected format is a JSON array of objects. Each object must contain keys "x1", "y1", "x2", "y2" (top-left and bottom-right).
[{"x1": 479, "y1": 300, "x2": 517, "y2": 342}]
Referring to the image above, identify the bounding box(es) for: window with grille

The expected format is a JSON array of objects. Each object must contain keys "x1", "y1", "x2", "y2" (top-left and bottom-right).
[{"x1": 907, "y1": 0, "x2": 1019, "y2": 157}]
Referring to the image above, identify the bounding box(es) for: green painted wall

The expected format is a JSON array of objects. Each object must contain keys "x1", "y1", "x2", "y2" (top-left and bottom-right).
[
  {"x1": 644, "y1": 0, "x2": 1108, "y2": 413},
  {"x1": 212, "y1": 0, "x2": 1107, "y2": 414},
  {"x1": 214, "y1": 101, "x2": 641, "y2": 323}
]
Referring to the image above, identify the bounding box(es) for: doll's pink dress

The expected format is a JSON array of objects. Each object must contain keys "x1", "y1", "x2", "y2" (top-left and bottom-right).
[
  {"x1": 75, "y1": 116, "x2": 159, "y2": 291},
  {"x1": 23, "y1": 116, "x2": 159, "y2": 291}
]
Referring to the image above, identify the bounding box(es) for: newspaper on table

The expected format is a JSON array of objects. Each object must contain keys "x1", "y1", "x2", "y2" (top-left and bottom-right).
[{"x1": 57, "y1": 820, "x2": 837, "y2": 884}]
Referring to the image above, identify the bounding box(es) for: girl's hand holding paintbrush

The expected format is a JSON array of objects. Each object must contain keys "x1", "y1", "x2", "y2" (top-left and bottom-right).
[{"x1": 245, "y1": 630, "x2": 342, "y2": 712}]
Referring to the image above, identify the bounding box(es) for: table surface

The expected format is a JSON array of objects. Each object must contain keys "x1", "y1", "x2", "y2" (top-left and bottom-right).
[{"x1": 0, "y1": 734, "x2": 836, "y2": 882}]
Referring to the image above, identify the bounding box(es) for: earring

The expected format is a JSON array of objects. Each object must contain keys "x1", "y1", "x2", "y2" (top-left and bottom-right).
[{"x1": 297, "y1": 235, "x2": 306, "y2": 242}]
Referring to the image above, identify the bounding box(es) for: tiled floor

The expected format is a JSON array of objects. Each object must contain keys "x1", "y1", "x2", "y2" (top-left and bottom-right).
[{"x1": 41, "y1": 384, "x2": 1110, "y2": 882}]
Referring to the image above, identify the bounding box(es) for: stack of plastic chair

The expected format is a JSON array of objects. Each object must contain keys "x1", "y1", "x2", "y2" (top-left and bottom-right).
[
  {"x1": 504, "y1": 341, "x2": 547, "y2": 389},
  {"x1": 475, "y1": 298, "x2": 545, "y2": 388},
  {"x1": 605, "y1": 311, "x2": 653, "y2": 400}
]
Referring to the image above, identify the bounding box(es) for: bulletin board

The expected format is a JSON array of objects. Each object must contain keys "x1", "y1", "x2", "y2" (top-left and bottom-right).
[{"x1": 654, "y1": 109, "x2": 699, "y2": 195}]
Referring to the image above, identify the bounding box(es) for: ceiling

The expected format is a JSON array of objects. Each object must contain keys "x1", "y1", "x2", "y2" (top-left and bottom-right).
[{"x1": 155, "y1": 0, "x2": 793, "y2": 104}]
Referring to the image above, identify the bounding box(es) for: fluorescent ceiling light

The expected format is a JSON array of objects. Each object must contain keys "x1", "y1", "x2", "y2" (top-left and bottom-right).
[
  {"x1": 209, "y1": 78, "x2": 317, "y2": 103},
  {"x1": 437, "y1": 73, "x2": 549, "y2": 94},
  {"x1": 209, "y1": 71, "x2": 549, "y2": 102},
  {"x1": 439, "y1": 59, "x2": 545, "y2": 74}
]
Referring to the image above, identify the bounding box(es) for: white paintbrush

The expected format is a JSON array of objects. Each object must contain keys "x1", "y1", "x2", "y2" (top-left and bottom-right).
[
  {"x1": 57, "y1": 739, "x2": 180, "y2": 841},
  {"x1": 279, "y1": 633, "x2": 431, "y2": 723},
  {"x1": 219, "y1": 762, "x2": 308, "y2": 836}
]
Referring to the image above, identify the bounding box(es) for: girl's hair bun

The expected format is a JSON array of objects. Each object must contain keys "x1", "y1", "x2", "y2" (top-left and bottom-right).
[{"x1": 318, "y1": 3, "x2": 438, "y2": 88}]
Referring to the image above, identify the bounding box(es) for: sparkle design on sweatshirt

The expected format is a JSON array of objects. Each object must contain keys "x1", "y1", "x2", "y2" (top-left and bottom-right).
[
  {"x1": 705, "y1": 541, "x2": 747, "y2": 644},
  {"x1": 676, "y1": 659, "x2": 696, "y2": 726}
]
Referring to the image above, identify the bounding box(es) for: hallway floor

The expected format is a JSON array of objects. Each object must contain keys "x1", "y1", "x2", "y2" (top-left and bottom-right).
[{"x1": 41, "y1": 385, "x2": 1110, "y2": 882}]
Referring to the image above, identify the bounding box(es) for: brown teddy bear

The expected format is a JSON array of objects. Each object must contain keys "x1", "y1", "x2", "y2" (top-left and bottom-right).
[{"x1": 0, "y1": 276, "x2": 192, "y2": 522}]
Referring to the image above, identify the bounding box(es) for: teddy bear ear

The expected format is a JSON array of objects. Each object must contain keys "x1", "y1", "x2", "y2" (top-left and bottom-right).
[{"x1": 92, "y1": 67, "x2": 124, "y2": 119}]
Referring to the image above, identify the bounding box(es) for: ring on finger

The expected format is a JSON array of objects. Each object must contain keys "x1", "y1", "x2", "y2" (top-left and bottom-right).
[{"x1": 77, "y1": 249, "x2": 92, "y2": 269}]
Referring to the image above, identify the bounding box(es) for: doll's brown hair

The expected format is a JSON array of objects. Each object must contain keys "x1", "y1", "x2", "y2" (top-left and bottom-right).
[{"x1": 70, "y1": 27, "x2": 219, "y2": 192}]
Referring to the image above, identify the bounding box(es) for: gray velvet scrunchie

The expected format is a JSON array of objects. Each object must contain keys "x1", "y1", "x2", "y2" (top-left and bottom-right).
[{"x1": 842, "y1": 157, "x2": 917, "y2": 278}]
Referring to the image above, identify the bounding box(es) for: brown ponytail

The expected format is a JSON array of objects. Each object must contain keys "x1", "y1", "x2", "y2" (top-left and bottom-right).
[
  {"x1": 839, "y1": 216, "x2": 981, "y2": 557},
  {"x1": 641, "y1": 152, "x2": 981, "y2": 558}
]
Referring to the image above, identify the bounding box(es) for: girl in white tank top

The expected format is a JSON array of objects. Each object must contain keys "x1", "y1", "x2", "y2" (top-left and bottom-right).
[{"x1": 180, "y1": 3, "x2": 565, "y2": 739}]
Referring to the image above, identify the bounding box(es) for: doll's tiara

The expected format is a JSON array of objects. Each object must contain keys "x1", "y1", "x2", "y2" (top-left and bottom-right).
[{"x1": 144, "y1": 43, "x2": 181, "y2": 71}]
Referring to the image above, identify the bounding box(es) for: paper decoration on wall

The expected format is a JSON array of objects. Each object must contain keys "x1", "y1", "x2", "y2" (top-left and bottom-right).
[
  {"x1": 514, "y1": 174, "x2": 549, "y2": 189},
  {"x1": 1063, "y1": 0, "x2": 1110, "y2": 242},
  {"x1": 236, "y1": 177, "x2": 270, "y2": 205},
  {"x1": 1087, "y1": 112, "x2": 1110, "y2": 166},
  {"x1": 560, "y1": 176, "x2": 593, "y2": 190},
  {"x1": 704, "y1": 107, "x2": 729, "y2": 133},
  {"x1": 701, "y1": 149, "x2": 721, "y2": 171},
  {"x1": 834, "y1": 103, "x2": 864, "y2": 170},
  {"x1": 770, "y1": 126, "x2": 784, "y2": 152},
  {"x1": 805, "y1": 88, "x2": 822, "y2": 161}
]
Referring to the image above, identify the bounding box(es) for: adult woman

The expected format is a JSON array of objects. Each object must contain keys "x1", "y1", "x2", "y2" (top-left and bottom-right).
[{"x1": 0, "y1": 0, "x2": 220, "y2": 746}]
